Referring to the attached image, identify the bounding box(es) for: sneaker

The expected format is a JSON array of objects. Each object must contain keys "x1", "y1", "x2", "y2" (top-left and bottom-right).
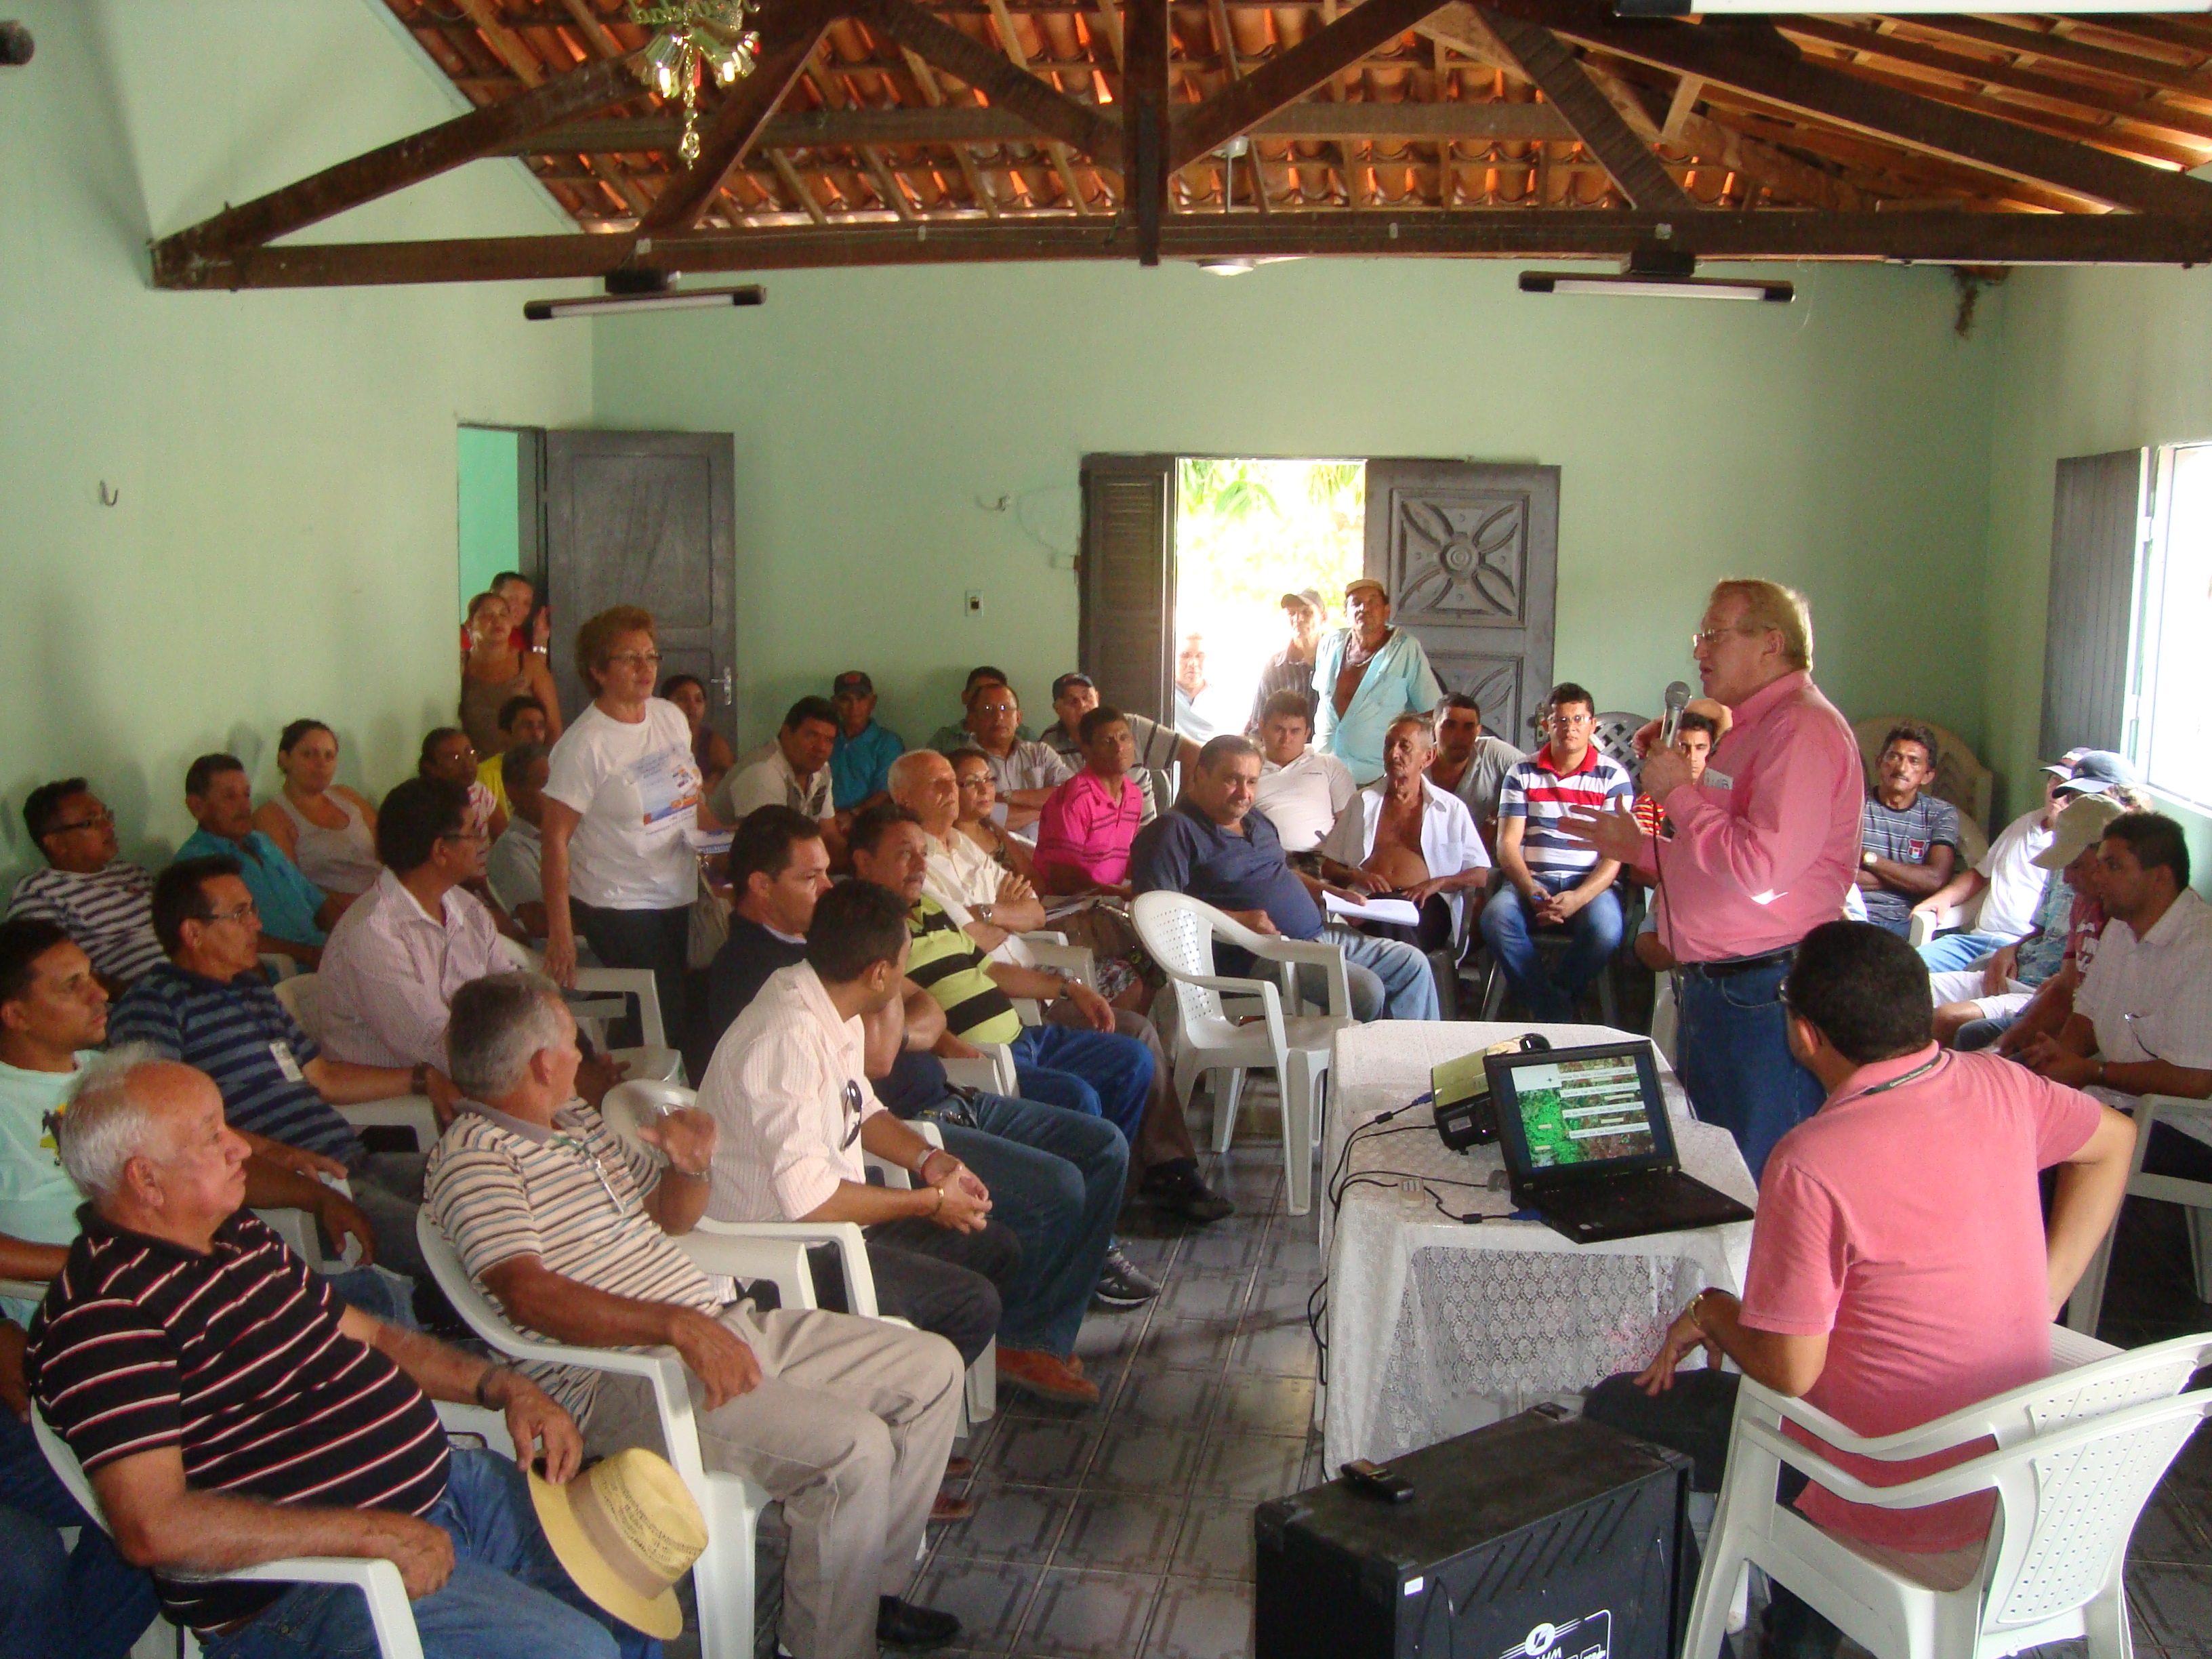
[
  {"x1": 1093, "y1": 1245, "x2": 1163, "y2": 1308},
  {"x1": 996, "y1": 1347, "x2": 1101, "y2": 1406},
  {"x1": 1141, "y1": 1158, "x2": 1235, "y2": 1224}
]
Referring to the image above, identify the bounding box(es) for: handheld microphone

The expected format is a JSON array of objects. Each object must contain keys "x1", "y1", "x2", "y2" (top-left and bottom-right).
[{"x1": 1658, "y1": 681, "x2": 1693, "y2": 747}]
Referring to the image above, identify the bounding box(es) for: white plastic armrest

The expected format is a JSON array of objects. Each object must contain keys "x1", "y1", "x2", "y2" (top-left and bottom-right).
[
  {"x1": 942, "y1": 1043, "x2": 1017, "y2": 1095},
  {"x1": 695, "y1": 1217, "x2": 880, "y2": 1317},
  {"x1": 257, "y1": 953, "x2": 301, "y2": 983},
  {"x1": 676, "y1": 1228, "x2": 815, "y2": 1310},
  {"x1": 185, "y1": 1559, "x2": 424, "y2": 1659},
  {"x1": 573, "y1": 967, "x2": 665, "y2": 1048},
  {"x1": 1907, "y1": 912, "x2": 1938, "y2": 949},
  {"x1": 1024, "y1": 940, "x2": 1096, "y2": 989},
  {"x1": 0, "y1": 1277, "x2": 45, "y2": 1303},
  {"x1": 1019, "y1": 930, "x2": 1071, "y2": 948},
  {"x1": 1013, "y1": 999, "x2": 1044, "y2": 1027}
]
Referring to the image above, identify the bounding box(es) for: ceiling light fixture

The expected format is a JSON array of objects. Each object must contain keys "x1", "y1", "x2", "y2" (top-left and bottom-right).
[
  {"x1": 524, "y1": 282, "x2": 765, "y2": 321},
  {"x1": 1197, "y1": 258, "x2": 1256, "y2": 276},
  {"x1": 1519, "y1": 244, "x2": 1791, "y2": 302},
  {"x1": 626, "y1": 1, "x2": 760, "y2": 164}
]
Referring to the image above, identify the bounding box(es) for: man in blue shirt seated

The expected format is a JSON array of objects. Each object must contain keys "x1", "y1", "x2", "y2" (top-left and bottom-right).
[
  {"x1": 830, "y1": 671, "x2": 906, "y2": 811},
  {"x1": 175, "y1": 752, "x2": 336, "y2": 967},
  {"x1": 1128, "y1": 735, "x2": 1440, "y2": 1022}
]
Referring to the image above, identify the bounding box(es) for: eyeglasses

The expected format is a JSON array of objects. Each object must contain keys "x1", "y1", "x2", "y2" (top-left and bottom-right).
[
  {"x1": 605, "y1": 651, "x2": 662, "y2": 670},
  {"x1": 1547, "y1": 711, "x2": 1593, "y2": 729},
  {"x1": 441, "y1": 828, "x2": 492, "y2": 846},
  {"x1": 2121, "y1": 1012, "x2": 2167, "y2": 1063},
  {"x1": 204, "y1": 902, "x2": 258, "y2": 926},
  {"x1": 47, "y1": 809, "x2": 115, "y2": 836},
  {"x1": 1691, "y1": 625, "x2": 1763, "y2": 653},
  {"x1": 841, "y1": 1079, "x2": 865, "y2": 1149},
  {"x1": 550, "y1": 1132, "x2": 637, "y2": 1213}
]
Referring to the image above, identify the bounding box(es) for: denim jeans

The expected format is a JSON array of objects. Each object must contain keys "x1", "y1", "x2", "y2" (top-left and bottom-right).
[
  {"x1": 1956, "y1": 1010, "x2": 2020, "y2": 1052},
  {"x1": 936, "y1": 1094, "x2": 1127, "y2": 1355},
  {"x1": 862, "y1": 1218, "x2": 1019, "y2": 1366},
  {"x1": 1677, "y1": 955, "x2": 1825, "y2": 1184},
  {"x1": 1584, "y1": 1372, "x2": 1841, "y2": 1659},
  {"x1": 1008, "y1": 1024, "x2": 1154, "y2": 1143},
  {"x1": 0, "y1": 1411, "x2": 157, "y2": 1659},
  {"x1": 1478, "y1": 878, "x2": 1625, "y2": 1023},
  {"x1": 1326, "y1": 927, "x2": 1442, "y2": 1021},
  {"x1": 203, "y1": 1448, "x2": 655, "y2": 1659},
  {"x1": 1917, "y1": 929, "x2": 2013, "y2": 975}
]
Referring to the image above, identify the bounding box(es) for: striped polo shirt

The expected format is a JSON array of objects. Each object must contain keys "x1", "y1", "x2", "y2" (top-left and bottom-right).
[
  {"x1": 1496, "y1": 743, "x2": 1636, "y2": 884},
  {"x1": 108, "y1": 962, "x2": 361, "y2": 1162},
  {"x1": 904, "y1": 897, "x2": 1023, "y2": 1045},
  {"x1": 7, "y1": 861, "x2": 167, "y2": 985},
  {"x1": 426, "y1": 1101, "x2": 723, "y2": 1420},
  {"x1": 27, "y1": 1209, "x2": 449, "y2": 1631}
]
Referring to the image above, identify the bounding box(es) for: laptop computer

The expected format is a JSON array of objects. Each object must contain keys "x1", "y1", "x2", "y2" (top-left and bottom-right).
[{"x1": 1481, "y1": 1040, "x2": 1754, "y2": 1244}]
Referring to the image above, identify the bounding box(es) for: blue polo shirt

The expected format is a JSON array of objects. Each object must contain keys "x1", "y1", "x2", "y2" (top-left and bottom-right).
[
  {"x1": 831, "y1": 721, "x2": 906, "y2": 806},
  {"x1": 108, "y1": 962, "x2": 361, "y2": 1162},
  {"x1": 174, "y1": 829, "x2": 329, "y2": 947},
  {"x1": 1129, "y1": 800, "x2": 1324, "y2": 942}
]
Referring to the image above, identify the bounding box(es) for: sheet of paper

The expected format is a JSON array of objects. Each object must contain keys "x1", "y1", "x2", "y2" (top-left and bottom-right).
[{"x1": 1325, "y1": 893, "x2": 1420, "y2": 927}]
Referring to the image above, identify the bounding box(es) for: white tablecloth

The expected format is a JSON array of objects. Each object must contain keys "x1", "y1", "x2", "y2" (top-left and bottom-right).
[{"x1": 1320, "y1": 1021, "x2": 1759, "y2": 1471}]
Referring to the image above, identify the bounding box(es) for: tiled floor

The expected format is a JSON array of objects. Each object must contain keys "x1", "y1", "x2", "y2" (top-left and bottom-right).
[{"x1": 716, "y1": 1109, "x2": 2212, "y2": 1658}]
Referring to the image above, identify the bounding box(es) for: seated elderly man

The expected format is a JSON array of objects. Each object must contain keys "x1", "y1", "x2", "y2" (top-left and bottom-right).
[
  {"x1": 887, "y1": 758, "x2": 1226, "y2": 1222},
  {"x1": 1586, "y1": 922, "x2": 2132, "y2": 1659},
  {"x1": 177, "y1": 753, "x2": 337, "y2": 968},
  {"x1": 699, "y1": 881, "x2": 1021, "y2": 1375},
  {"x1": 487, "y1": 742, "x2": 552, "y2": 941},
  {"x1": 1349, "y1": 714, "x2": 1492, "y2": 952},
  {"x1": 1251, "y1": 690, "x2": 1364, "y2": 874},
  {"x1": 7, "y1": 778, "x2": 166, "y2": 992},
  {"x1": 1128, "y1": 736, "x2": 1441, "y2": 1023},
  {"x1": 935, "y1": 681, "x2": 1069, "y2": 831},
  {"x1": 428, "y1": 973, "x2": 965, "y2": 1659},
  {"x1": 701, "y1": 808, "x2": 1130, "y2": 1395},
  {"x1": 318, "y1": 777, "x2": 506, "y2": 1073},
  {"x1": 1426, "y1": 694, "x2": 1526, "y2": 847},
  {"x1": 712, "y1": 695, "x2": 840, "y2": 833},
  {"x1": 830, "y1": 670, "x2": 906, "y2": 811},
  {"x1": 1038, "y1": 672, "x2": 1194, "y2": 825},
  {"x1": 1855, "y1": 721, "x2": 1960, "y2": 937},
  {"x1": 108, "y1": 857, "x2": 450, "y2": 1282},
  {"x1": 27, "y1": 1048, "x2": 649, "y2": 1659},
  {"x1": 926, "y1": 665, "x2": 1038, "y2": 754}
]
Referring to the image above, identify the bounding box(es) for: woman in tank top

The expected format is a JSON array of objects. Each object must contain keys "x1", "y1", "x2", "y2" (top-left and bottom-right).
[
  {"x1": 253, "y1": 720, "x2": 385, "y2": 910},
  {"x1": 460, "y1": 589, "x2": 561, "y2": 758}
]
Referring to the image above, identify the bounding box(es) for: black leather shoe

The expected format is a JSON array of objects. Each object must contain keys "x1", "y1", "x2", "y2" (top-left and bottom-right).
[
  {"x1": 878, "y1": 1595, "x2": 962, "y2": 1650},
  {"x1": 1142, "y1": 1158, "x2": 1235, "y2": 1224}
]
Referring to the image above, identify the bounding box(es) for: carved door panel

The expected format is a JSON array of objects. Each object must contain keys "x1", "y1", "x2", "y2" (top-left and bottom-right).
[
  {"x1": 544, "y1": 431, "x2": 736, "y2": 728},
  {"x1": 1363, "y1": 459, "x2": 1559, "y2": 749}
]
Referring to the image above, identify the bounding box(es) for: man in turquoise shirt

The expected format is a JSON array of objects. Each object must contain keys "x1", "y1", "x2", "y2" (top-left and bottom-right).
[
  {"x1": 1311, "y1": 578, "x2": 1444, "y2": 786},
  {"x1": 830, "y1": 670, "x2": 907, "y2": 810},
  {"x1": 176, "y1": 751, "x2": 337, "y2": 966}
]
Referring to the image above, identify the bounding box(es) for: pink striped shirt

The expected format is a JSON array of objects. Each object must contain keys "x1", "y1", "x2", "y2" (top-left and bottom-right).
[
  {"x1": 1642, "y1": 671, "x2": 1862, "y2": 964},
  {"x1": 1035, "y1": 769, "x2": 1144, "y2": 888}
]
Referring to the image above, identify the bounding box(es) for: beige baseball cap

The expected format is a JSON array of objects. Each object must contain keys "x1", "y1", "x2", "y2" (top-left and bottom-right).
[
  {"x1": 1343, "y1": 577, "x2": 1388, "y2": 601},
  {"x1": 2032, "y1": 794, "x2": 2124, "y2": 871}
]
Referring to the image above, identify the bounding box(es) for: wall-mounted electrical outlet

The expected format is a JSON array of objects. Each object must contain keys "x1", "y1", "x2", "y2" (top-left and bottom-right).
[{"x1": 964, "y1": 590, "x2": 985, "y2": 617}]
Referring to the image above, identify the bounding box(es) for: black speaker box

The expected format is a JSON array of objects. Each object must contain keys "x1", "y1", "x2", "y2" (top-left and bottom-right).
[{"x1": 1254, "y1": 1406, "x2": 1694, "y2": 1659}]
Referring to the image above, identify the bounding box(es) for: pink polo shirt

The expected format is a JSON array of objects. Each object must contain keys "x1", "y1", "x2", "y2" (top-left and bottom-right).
[
  {"x1": 1641, "y1": 670, "x2": 1862, "y2": 964},
  {"x1": 1739, "y1": 1046, "x2": 2103, "y2": 1551},
  {"x1": 1035, "y1": 769, "x2": 1143, "y2": 887}
]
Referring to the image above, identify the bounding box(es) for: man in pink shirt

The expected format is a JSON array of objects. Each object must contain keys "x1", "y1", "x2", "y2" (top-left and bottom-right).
[
  {"x1": 1565, "y1": 579, "x2": 1863, "y2": 1179},
  {"x1": 1586, "y1": 920, "x2": 2133, "y2": 1659},
  {"x1": 1034, "y1": 707, "x2": 1145, "y2": 895}
]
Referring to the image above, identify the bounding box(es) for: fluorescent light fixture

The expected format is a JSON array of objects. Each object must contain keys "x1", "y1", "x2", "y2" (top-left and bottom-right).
[
  {"x1": 1519, "y1": 271, "x2": 1793, "y2": 302},
  {"x1": 523, "y1": 285, "x2": 765, "y2": 321},
  {"x1": 1197, "y1": 258, "x2": 1256, "y2": 276}
]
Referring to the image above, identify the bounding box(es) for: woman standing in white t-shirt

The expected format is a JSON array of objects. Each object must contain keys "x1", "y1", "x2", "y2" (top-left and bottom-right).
[{"x1": 541, "y1": 606, "x2": 704, "y2": 1050}]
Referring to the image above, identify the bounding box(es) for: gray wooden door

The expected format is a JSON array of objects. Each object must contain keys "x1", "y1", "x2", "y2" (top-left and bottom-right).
[
  {"x1": 1078, "y1": 455, "x2": 1177, "y2": 726},
  {"x1": 1363, "y1": 459, "x2": 1559, "y2": 747},
  {"x1": 544, "y1": 430, "x2": 736, "y2": 729},
  {"x1": 2041, "y1": 449, "x2": 2148, "y2": 760}
]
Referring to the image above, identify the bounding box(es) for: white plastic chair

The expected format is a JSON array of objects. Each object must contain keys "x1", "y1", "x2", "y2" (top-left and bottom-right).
[
  {"x1": 599, "y1": 1080, "x2": 994, "y2": 1428},
  {"x1": 32, "y1": 1408, "x2": 425, "y2": 1659},
  {"x1": 274, "y1": 973, "x2": 444, "y2": 1154},
  {"x1": 2066, "y1": 1094, "x2": 2212, "y2": 1336},
  {"x1": 493, "y1": 937, "x2": 684, "y2": 1084},
  {"x1": 419, "y1": 1210, "x2": 788, "y2": 1659},
  {"x1": 1131, "y1": 890, "x2": 1352, "y2": 1214},
  {"x1": 1683, "y1": 1330, "x2": 2212, "y2": 1659}
]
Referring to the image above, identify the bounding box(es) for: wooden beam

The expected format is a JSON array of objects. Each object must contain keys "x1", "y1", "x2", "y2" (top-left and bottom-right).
[
  {"x1": 1479, "y1": 10, "x2": 1696, "y2": 211},
  {"x1": 854, "y1": 0, "x2": 1123, "y2": 165},
  {"x1": 453, "y1": 0, "x2": 549, "y2": 85},
  {"x1": 1903, "y1": 16, "x2": 2212, "y2": 98},
  {"x1": 899, "y1": 44, "x2": 1002, "y2": 218},
  {"x1": 149, "y1": 53, "x2": 643, "y2": 280},
  {"x1": 1472, "y1": 0, "x2": 2212, "y2": 216},
  {"x1": 153, "y1": 210, "x2": 2212, "y2": 289},
  {"x1": 769, "y1": 150, "x2": 831, "y2": 222},
  {"x1": 1124, "y1": 0, "x2": 1169, "y2": 261},
  {"x1": 1662, "y1": 74, "x2": 1702, "y2": 145},
  {"x1": 980, "y1": 0, "x2": 1094, "y2": 215},
  {"x1": 556, "y1": 0, "x2": 626, "y2": 60},
  {"x1": 1172, "y1": 0, "x2": 1450, "y2": 171},
  {"x1": 637, "y1": 3, "x2": 838, "y2": 232}
]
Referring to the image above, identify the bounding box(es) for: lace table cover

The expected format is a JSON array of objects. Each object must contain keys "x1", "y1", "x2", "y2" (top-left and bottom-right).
[{"x1": 1319, "y1": 1022, "x2": 1758, "y2": 1470}]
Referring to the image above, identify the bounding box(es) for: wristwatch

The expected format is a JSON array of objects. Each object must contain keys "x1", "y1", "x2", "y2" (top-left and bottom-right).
[
  {"x1": 976, "y1": 903, "x2": 995, "y2": 923},
  {"x1": 410, "y1": 1063, "x2": 429, "y2": 1096}
]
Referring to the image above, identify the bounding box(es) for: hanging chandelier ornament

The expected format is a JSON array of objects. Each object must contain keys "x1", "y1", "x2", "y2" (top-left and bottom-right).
[{"x1": 625, "y1": 1, "x2": 761, "y2": 165}]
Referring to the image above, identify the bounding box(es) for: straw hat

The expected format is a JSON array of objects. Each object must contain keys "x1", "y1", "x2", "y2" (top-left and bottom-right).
[{"x1": 529, "y1": 1448, "x2": 707, "y2": 1639}]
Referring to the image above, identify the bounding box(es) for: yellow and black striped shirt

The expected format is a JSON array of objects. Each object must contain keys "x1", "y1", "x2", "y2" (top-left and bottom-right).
[{"x1": 905, "y1": 897, "x2": 1023, "y2": 1044}]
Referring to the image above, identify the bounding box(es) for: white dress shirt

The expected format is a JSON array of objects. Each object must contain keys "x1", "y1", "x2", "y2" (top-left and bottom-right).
[
  {"x1": 1356, "y1": 778, "x2": 1494, "y2": 935},
  {"x1": 920, "y1": 828, "x2": 1038, "y2": 967},
  {"x1": 316, "y1": 868, "x2": 504, "y2": 1068},
  {"x1": 697, "y1": 962, "x2": 882, "y2": 1223},
  {"x1": 2076, "y1": 886, "x2": 2212, "y2": 1106}
]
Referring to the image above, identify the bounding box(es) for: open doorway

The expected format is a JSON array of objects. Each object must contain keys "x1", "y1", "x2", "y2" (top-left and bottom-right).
[{"x1": 1171, "y1": 458, "x2": 1364, "y2": 739}]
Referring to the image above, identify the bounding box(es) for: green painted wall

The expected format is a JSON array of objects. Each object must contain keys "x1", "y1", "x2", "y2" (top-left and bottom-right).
[
  {"x1": 590, "y1": 259, "x2": 1999, "y2": 754},
  {"x1": 1980, "y1": 265, "x2": 2212, "y2": 886},
  {"x1": 457, "y1": 426, "x2": 525, "y2": 614},
  {"x1": 1, "y1": 1, "x2": 593, "y2": 878}
]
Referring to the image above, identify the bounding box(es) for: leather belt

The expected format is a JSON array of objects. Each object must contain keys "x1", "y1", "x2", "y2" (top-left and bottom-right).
[{"x1": 1685, "y1": 945, "x2": 1798, "y2": 979}]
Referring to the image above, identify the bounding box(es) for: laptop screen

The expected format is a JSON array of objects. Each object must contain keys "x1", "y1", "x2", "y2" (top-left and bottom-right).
[{"x1": 1484, "y1": 1042, "x2": 1679, "y2": 1181}]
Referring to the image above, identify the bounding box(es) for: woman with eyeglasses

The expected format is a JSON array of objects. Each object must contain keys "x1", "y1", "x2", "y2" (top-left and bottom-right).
[{"x1": 539, "y1": 607, "x2": 705, "y2": 1052}]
